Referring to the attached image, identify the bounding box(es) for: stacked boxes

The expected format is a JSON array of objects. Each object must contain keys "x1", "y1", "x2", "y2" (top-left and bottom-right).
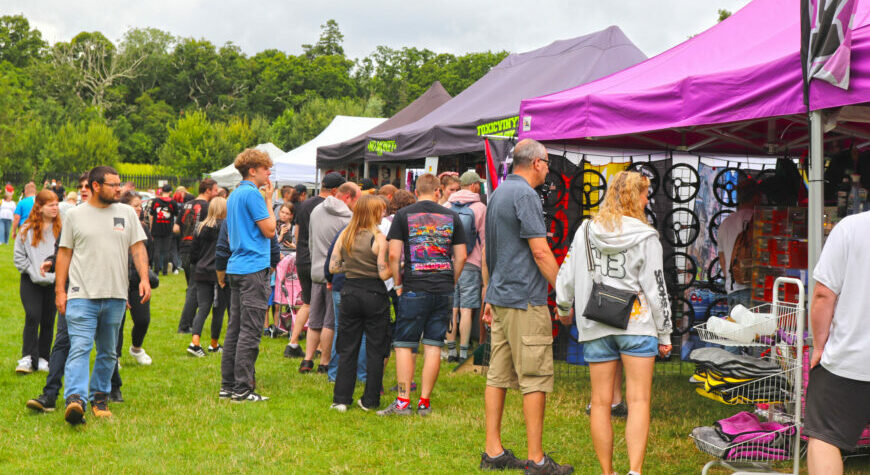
[{"x1": 751, "y1": 207, "x2": 808, "y2": 304}]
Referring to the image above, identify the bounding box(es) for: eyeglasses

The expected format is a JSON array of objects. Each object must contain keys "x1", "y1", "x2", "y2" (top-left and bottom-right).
[
  {"x1": 101, "y1": 182, "x2": 122, "y2": 188},
  {"x1": 537, "y1": 157, "x2": 550, "y2": 166}
]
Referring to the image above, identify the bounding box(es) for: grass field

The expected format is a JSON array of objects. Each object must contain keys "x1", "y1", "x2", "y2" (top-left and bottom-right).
[{"x1": 0, "y1": 244, "x2": 867, "y2": 474}]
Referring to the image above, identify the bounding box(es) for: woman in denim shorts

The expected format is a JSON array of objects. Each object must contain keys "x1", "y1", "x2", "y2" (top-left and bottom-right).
[{"x1": 555, "y1": 171, "x2": 673, "y2": 475}]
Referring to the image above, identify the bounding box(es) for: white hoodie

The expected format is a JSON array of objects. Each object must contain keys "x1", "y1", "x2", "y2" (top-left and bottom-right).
[{"x1": 555, "y1": 217, "x2": 672, "y2": 345}]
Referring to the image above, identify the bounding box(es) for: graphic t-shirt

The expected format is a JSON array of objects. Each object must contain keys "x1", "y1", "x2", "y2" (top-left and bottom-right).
[
  {"x1": 59, "y1": 202, "x2": 147, "y2": 300},
  {"x1": 387, "y1": 200, "x2": 465, "y2": 294},
  {"x1": 176, "y1": 198, "x2": 209, "y2": 252},
  {"x1": 149, "y1": 196, "x2": 178, "y2": 238},
  {"x1": 295, "y1": 195, "x2": 325, "y2": 268}
]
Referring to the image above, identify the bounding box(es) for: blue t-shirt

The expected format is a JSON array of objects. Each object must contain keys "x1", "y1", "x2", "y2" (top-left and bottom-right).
[
  {"x1": 226, "y1": 181, "x2": 270, "y2": 274},
  {"x1": 14, "y1": 196, "x2": 34, "y2": 222},
  {"x1": 484, "y1": 174, "x2": 548, "y2": 308}
]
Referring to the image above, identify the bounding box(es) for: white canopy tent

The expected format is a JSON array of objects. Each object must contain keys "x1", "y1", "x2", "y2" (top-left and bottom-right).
[
  {"x1": 271, "y1": 115, "x2": 386, "y2": 187},
  {"x1": 210, "y1": 143, "x2": 285, "y2": 189}
]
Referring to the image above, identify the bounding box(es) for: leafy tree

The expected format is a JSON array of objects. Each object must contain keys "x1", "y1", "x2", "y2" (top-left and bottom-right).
[
  {"x1": 158, "y1": 110, "x2": 221, "y2": 175},
  {"x1": 0, "y1": 15, "x2": 47, "y2": 67},
  {"x1": 118, "y1": 27, "x2": 176, "y2": 101},
  {"x1": 718, "y1": 9, "x2": 732, "y2": 22},
  {"x1": 43, "y1": 119, "x2": 120, "y2": 173},
  {"x1": 269, "y1": 95, "x2": 381, "y2": 151},
  {"x1": 303, "y1": 19, "x2": 345, "y2": 58}
]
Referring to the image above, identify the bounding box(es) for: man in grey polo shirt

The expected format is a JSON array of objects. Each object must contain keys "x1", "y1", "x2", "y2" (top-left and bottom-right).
[{"x1": 479, "y1": 139, "x2": 572, "y2": 474}]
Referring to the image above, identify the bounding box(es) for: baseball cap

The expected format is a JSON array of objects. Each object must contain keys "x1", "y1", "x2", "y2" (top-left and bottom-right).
[
  {"x1": 360, "y1": 178, "x2": 375, "y2": 191},
  {"x1": 321, "y1": 172, "x2": 346, "y2": 189},
  {"x1": 459, "y1": 170, "x2": 486, "y2": 186}
]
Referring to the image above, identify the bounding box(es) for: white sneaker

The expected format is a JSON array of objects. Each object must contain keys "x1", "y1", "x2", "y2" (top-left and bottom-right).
[
  {"x1": 15, "y1": 356, "x2": 33, "y2": 374},
  {"x1": 329, "y1": 403, "x2": 348, "y2": 412},
  {"x1": 37, "y1": 358, "x2": 49, "y2": 372},
  {"x1": 173, "y1": 269, "x2": 179, "y2": 275},
  {"x1": 129, "y1": 347, "x2": 152, "y2": 365}
]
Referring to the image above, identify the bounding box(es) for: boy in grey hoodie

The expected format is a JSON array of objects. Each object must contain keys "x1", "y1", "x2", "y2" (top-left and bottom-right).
[{"x1": 300, "y1": 182, "x2": 360, "y2": 373}]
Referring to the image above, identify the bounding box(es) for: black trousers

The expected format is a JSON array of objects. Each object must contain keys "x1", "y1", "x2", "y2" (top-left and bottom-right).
[
  {"x1": 333, "y1": 279, "x2": 390, "y2": 407},
  {"x1": 177, "y1": 253, "x2": 198, "y2": 332},
  {"x1": 221, "y1": 270, "x2": 270, "y2": 394},
  {"x1": 20, "y1": 274, "x2": 56, "y2": 367},
  {"x1": 191, "y1": 281, "x2": 227, "y2": 340},
  {"x1": 153, "y1": 236, "x2": 173, "y2": 275},
  {"x1": 111, "y1": 287, "x2": 150, "y2": 390}
]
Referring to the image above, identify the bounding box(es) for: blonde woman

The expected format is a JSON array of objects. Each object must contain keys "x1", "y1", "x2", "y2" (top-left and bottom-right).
[
  {"x1": 555, "y1": 171, "x2": 672, "y2": 475},
  {"x1": 187, "y1": 197, "x2": 228, "y2": 356},
  {"x1": 328, "y1": 194, "x2": 391, "y2": 411},
  {"x1": 13, "y1": 190, "x2": 62, "y2": 373}
]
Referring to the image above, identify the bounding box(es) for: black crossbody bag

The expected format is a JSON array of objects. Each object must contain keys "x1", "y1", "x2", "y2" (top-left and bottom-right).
[{"x1": 582, "y1": 221, "x2": 636, "y2": 330}]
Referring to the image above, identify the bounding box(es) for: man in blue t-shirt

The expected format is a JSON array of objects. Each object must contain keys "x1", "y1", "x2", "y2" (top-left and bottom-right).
[
  {"x1": 220, "y1": 148, "x2": 276, "y2": 403},
  {"x1": 11, "y1": 181, "x2": 36, "y2": 238}
]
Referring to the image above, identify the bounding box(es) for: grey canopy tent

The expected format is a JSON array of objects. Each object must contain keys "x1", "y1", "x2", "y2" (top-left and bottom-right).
[
  {"x1": 363, "y1": 26, "x2": 648, "y2": 163},
  {"x1": 316, "y1": 81, "x2": 452, "y2": 166}
]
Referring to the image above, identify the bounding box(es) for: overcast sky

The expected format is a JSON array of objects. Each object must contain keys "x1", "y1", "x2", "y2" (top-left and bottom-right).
[{"x1": 4, "y1": 1, "x2": 752, "y2": 59}]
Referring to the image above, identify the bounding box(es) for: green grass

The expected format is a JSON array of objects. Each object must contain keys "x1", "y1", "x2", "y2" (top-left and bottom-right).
[{"x1": 0, "y1": 243, "x2": 867, "y2": 474}]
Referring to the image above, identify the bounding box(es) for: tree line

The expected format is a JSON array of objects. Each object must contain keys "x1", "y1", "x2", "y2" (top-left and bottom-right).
[{"x1": 0, "y1": 16, "x2": 508, "y2": 178}]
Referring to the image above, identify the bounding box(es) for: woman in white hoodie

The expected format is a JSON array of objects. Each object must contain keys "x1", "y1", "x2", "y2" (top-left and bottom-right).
[
  {"x1": 13, "y1": 190, "x2": 61, "y2": 374},
  {"x1": 555, "y1": 171, "x2": 672, "y2": 475}
]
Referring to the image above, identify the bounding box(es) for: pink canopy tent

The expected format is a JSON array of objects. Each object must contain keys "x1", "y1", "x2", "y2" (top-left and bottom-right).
[{"x1": 517, "y1": 0, "x2": 870, "y2": 154}]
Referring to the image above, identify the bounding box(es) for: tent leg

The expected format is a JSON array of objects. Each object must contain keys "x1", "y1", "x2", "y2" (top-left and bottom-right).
[
  {"x1": 315, "y1": 168, "x2": 322, "y2": 194},
  {"x1": 363, "y1": 160, "x2": 370, "y2": 180},
  {"x1": 807, "y1": 110, "x2": 824, "y2": 336}
]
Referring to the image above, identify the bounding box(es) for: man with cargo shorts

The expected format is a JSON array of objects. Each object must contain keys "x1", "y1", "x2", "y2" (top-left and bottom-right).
[{"x1": 479, "y1": 139, "x2": 573, "y2": 474}]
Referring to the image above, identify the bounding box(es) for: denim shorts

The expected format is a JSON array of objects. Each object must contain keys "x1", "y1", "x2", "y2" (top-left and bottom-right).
[
  {"x1": 453, "y1": 264, "x2": 482, "y2": 309},
  {"x1": 393, "y1": 291, "x2": 453, "y2": 348},
  {"x1": 583, "y1": 334, "x2": 658, "y2": 362}
]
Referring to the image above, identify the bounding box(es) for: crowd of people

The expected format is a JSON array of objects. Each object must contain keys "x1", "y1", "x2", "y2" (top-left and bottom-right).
[{"x1": 6, "y1": 139, "x2": 702, "y2": 475}]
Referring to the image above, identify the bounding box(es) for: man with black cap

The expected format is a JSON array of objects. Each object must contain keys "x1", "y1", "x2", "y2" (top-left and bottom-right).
[{"x1": 284, "y1": 172, "x2": 346, "y2": 358}]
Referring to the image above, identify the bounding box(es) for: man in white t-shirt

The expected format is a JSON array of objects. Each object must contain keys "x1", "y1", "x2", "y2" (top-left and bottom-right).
[
  {"x1": 717, "y1": 179, "x2": 761, "y2": 308},
  {"x1": 805, "y1": 212, "x2": 870, "y2": 475},
  {"x1": 55, "y1": 166, "x2": 150, "y2": 425}
]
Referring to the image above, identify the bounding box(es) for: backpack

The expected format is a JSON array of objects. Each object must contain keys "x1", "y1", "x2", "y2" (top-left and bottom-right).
[
  {"x1": 451, "y1": 201, "x2": 479, "y2": 254},
  {"x1": 729, "y1": 216, "x2": 754, "y2": 290},
  {"x1": 179, "y1": 201, "x2": 204, "y2": 243}
]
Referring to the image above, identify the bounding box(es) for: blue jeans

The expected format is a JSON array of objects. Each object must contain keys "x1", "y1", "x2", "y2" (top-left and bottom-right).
[
  {"x1": 393, "y1": 291, "x2": 453, "y2": 348},
  {"x1": 328, "y1": 290, "x2": 366, "y2": 383},
  {"x1": 583, "y1": 334, "x2": 659, "y2": 362},
  {"x1": 64, "y1": 298, "x2": 126, "y2": 402},
  {"x1": 0, "y1": 218, "x2": 10, "y2": 244}
]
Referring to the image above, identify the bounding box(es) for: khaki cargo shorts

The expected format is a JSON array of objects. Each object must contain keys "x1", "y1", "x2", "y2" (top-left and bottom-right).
[{"x1": 486, "y1": 304, "x2": 554, "y2": 394}]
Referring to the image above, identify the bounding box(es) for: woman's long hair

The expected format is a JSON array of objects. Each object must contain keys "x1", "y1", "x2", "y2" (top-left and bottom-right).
[
  {"x1": 198, "y1": 197, "x2": 227, "y2": 233},
  {"x1": 340, "y1": 194, "x2": 385, "y2": 256},
  {"x1": 21, "y1": 189, "x2": 61, "y2": 247},
  {"x1": 593, "y1": 171, "x2": 650, "y2": 232}
]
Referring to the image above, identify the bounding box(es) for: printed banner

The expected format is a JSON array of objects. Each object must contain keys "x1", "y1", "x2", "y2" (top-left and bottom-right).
[{"x1": 802, "y1": 0, "x2": 858, "y2": 91}]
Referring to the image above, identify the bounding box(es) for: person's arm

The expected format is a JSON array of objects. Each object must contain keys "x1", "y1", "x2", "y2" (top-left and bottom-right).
[
  {"x1": 255, "y1": 181, "x2": 277, "y2": 239},
  {"x1": 131, "y1": 240, "x2": 151, "y2": 303},
  {"x1": 376, "y1": 232, "x2": 391, "y2": 281},
  {"x1": 554, "y1": 228, "x2": 580, "y2": 325},
  {"x1": 452, "y1": 244, "x2": 467, "y2": 285},
  {"x1": 328, "y1": 230, "x2": 344, "y2": 276},
  {"x1": 528, "y1": 237, "x2": 559, "y2": 287},
  {"x1": 54, "y1": 247, "x2": 72, "y2": 315},
  {"x1": 11, "y1": 213, "x2": 20, "y2": 237},
  {"x1": 13, "y1": 229, "x2": 29, "y2": 273},
  {"x1": 638, "y1": 237, "x2": 673, "y2": 347},
  {"x1": 718, "y1": 251, "x2": 728, "y2": 284},
  {"x1": 810, "y1": 283, "x2": 837, "y2": 367},
  {"x1": 388, "y1": 239, "x2": 403, "y2": 295}
]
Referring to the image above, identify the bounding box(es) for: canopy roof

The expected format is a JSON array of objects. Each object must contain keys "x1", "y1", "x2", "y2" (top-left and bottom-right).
[
  {"x1": 210, "y1": 143, "x2": 284, "y2": 189},
  {"x1": 518, "y1": 0, "x2": 870, "y2": 153},
  {"x1": 316, "y1": 82, "x2": 452, "y2": 166},
  {"x1": 365, "y1": 26, "x2": 648, "y2": 162}
]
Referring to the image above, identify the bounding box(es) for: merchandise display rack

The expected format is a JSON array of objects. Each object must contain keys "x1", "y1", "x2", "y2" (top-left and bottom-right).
[{"x1": 691, "y1": 277, "x2": 805, "y2": 475}]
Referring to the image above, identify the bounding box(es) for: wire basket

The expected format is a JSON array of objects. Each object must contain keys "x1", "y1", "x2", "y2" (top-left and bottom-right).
[
  {"x1": 693, "y1": 301, "x2": 801, "y2": 347},
  {"x1": 692, "y1": 424, "x2": 798, "y2": 464}
]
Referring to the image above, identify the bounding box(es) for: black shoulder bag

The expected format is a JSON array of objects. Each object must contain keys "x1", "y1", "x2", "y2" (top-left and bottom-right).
[{"x1": 581, "y1": 221, "x2": 636, "y2": 330}]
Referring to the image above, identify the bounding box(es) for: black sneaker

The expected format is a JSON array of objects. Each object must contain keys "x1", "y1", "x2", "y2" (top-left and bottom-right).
[
  {"x1": 284, "y1": 344, "x2": 304, "y2": 358},
  {"x1": 316, "y1": 364, "x2": 328, "y2": 374},
  {"x1": 218, "y1": 388, "x2": 233, "y2": 400},
  {"x1": 480, "y1": 448, "x2": 527, "y2": 470},
  {"x1": 447, "y1": 355, "x2": 460, "y2": 363},
  {"x1": 109, "y1": 387, "x2": 124, "y2": 403},
  {"x1": 299, "y1": 359, "x2": 314, "y2": 373},
  {"x1": 231, "y1": 390, "x2": 269, "y2": 403},
  {"x1": 264, "y1": 325, "x2": 275, "y2": 338},
  {"x1": 524, "y1": 454, "x2": 573, "y2": 475},
  {"x1": 208, "y1": 344, "x2": 223, "y2": 354},
  {"x1": 64, "y1": 395, "x2": 86, "y2": 425},
  {"x1": 187, "y1": 344, "x2": 206, "y2": 357},
  {"x1": 26, "y1": 394, "x2": 56, "y2": 413},
  {"x1": 611, "y1": 400, "x2": 628, "y2": 418}
]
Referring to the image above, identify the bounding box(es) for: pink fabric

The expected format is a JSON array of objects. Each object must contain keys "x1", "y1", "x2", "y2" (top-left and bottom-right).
[
  {"x1": 274, "y1": 253, "x2": 301, "y2": 306},
  {"x1": 518, "y1": 0, "x2": 870, "y2": 142}
]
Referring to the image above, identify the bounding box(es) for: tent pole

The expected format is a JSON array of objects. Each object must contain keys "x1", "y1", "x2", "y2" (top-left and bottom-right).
[
  {"x1": 363, "y1": 160, "x2": 370, "y2": 180},
  {"x1": 807, "y1": 110, "x2": 824, "y2": 335},
  {"x1": 315, "y1": 168, "x2": 321, "y2": 194}
]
